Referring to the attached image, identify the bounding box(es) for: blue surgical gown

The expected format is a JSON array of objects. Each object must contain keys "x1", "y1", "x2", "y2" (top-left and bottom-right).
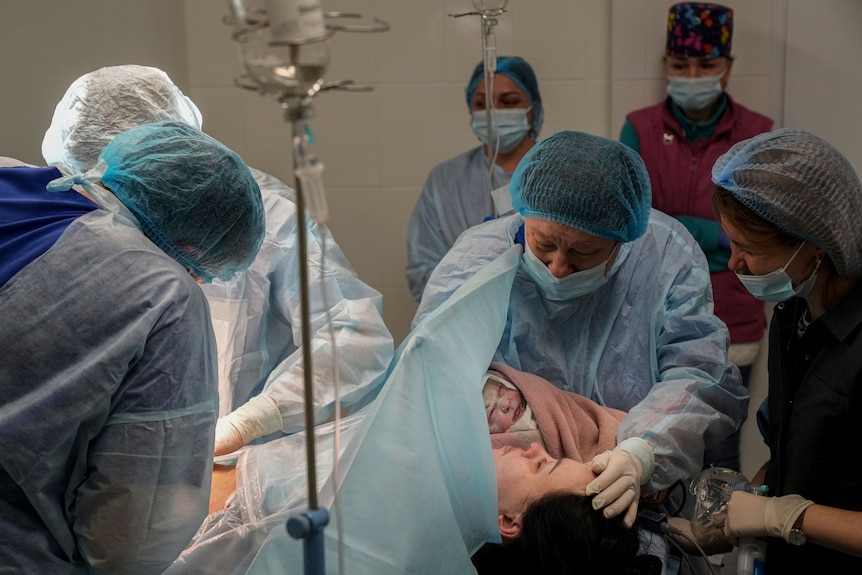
[
  {"x1": 0, "y1": 165, "x2": 217, "y2": 574},
  {"x1": 406, "y1": 146, "x2": 511, "y2": 301},
  {"x1": 201, "y1": 169, "x2": 394, "y2": 434},
  {"x1": 414, "y1": 210, "x2": 749, "y2": 490}
]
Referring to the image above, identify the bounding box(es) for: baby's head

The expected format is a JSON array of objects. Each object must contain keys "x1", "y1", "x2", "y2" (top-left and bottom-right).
[{"x1": 483, "y1": 376, "x2": 528, "y2": 433}]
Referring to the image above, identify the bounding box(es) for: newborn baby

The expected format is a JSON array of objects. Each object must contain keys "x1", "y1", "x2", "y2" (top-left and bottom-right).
[{"x1": 483, "y1": 374, "x2": 537, "y2": 433}]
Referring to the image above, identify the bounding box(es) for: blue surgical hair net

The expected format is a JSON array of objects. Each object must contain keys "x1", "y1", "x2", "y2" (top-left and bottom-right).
[
  {"x1": 465, "y1": 56, "x2": 544, "y2": 138},
  {"x1": 42, "y1": 64, "x2": 203, "y2": 173},
  {"x1": 713, "y1": 128, "x2": 862, "y2": 277},
  {"x1": 510, "y1": 130, "x2": 652, "y2": 242},
  {"x1": 98, "y1": 121, "x2": 265, "y2": 282}
]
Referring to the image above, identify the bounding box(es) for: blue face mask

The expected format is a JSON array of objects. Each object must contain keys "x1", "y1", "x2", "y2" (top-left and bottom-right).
[
  {"x1": 471, "y1": 108, "x2": 531, "y2": 154},
  {"x1": 522, "y1": 241, "x2": 616, "y2": 301},
  {"x1": 736, "y1": 242, "x2": 820, "y2": 302},
  {"x1": 666, "y1": 74, "x2": 724, "y2": 112}
]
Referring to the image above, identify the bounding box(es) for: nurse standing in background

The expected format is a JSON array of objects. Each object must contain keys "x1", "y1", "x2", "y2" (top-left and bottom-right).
[
  {"x1": 406, "y1": 56, "x2": 543, "y2": 302},
  {"x1": 620, "y1": 2, "x2": 773, "y2": 471}
]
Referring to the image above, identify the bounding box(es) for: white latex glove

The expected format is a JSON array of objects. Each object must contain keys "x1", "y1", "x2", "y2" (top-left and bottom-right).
[
  {"x1": 586, "y1": 437, "x2": 655, "y2": 527},
  {"x1": 214, "y1": 395, "x2": 283, "y2": 456},
  {"x1": 723, "y1": 491, "x2": 814, "y2": 544}
]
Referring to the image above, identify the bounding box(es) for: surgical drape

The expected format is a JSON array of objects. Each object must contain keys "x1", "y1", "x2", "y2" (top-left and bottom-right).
[{"x1": 168, "y1": 246, "x2": 522, "y2": 575}]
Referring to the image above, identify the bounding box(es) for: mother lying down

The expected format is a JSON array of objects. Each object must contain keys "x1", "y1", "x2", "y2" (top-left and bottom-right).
[{"x1": 188, "y1": 362, "x2": 664, "y2": 575}]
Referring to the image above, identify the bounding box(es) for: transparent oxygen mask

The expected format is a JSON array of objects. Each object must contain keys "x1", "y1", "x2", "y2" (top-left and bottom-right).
[
  {"x1": 691, "y1": 467, "x2": 770, "y2": 575},
  {"x1": 690, "y1": 467, "x2": 751, "y2": 528}
]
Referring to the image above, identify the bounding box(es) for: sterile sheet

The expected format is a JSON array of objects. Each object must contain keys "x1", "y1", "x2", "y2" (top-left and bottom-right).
[{"x1": 168, "y1": 245, "x2": 522, "y2": 574}]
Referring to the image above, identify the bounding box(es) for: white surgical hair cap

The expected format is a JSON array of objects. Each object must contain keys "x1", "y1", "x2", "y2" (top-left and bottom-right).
[
  {"x1": 42, "y1": 64, "x2": 203, "y2": 172},
  {"x1": 712, "y1": 128, "x2": 862, "y2": 276}
]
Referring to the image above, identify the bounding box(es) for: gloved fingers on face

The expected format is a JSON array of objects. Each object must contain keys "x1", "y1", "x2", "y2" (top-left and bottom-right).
[
  {"x1": 585, "y1": 458, "x2": 616, "y2": 496},
  {"x1": 587, "y1": 451, "x2": 612, "y2": 475},
  {"x1": 591, "y1": 482, "x2": 637, "y2": 515}
]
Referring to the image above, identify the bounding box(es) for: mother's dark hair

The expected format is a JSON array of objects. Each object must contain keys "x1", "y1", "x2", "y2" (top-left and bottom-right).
[{"x1": 473, "y1": 492, "x2": 663, "y2": 575}]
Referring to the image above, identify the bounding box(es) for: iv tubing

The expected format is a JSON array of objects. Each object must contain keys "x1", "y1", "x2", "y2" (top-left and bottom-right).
[{"x1": 481, "y1": 13, "x2": 499, "y2": 194}]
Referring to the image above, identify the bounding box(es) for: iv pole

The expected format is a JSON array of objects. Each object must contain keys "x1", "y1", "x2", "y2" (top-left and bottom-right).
[
  {"x1": 450, "y1": 1, "x2": 510, "y2": 201},
  {"x1": 223, "y1": 3, "x2": 388, "y2": 573}
]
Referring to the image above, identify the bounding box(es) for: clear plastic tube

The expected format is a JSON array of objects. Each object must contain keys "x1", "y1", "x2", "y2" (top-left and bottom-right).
[
  {"x1": 294, "y1": 163, "x2": 328, "y2": 224},
  {"x1": 481, "y1": 15, "x2": 499, "y2": 193}
]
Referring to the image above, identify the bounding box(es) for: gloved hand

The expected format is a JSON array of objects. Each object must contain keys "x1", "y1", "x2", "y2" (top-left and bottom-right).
[
  {"x1": 723, "y1": 491, "x2": 814, "y2": 544},
  {"x1": 214, "y1": 394, "x2": 283, "y2": 456},
  {"x1": 586, "y1": 437, "x2": 655, "y2": 527}
]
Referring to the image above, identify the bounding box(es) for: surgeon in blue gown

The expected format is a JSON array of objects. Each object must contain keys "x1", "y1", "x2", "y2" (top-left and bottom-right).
[
  {"x1": 0, "y1": 122, "x2": 265, "y2": 574},
  {"x1": 41, "y1": 65, "x2": 395, "y2": 457},
  {"x1": 405, "y1": 56, "x2": 543, "y2": 301},
  {"x1": 414, "y1": 130, "x2": 749, "y2": 528}
]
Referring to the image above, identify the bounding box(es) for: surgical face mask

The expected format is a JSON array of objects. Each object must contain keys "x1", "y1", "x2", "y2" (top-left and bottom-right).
[
  {"x1": 736, "y1": 242, "x2": 819, "y2": 302},
  {"x1": 666, "y1": 74, "x2": 724, "y2": 112},
  {"x1": 522, "y1": 241, "x2": 615, "y2": 301},
  {"x1": 471, "y1": 108, "x2": 531, "y2": 153}
]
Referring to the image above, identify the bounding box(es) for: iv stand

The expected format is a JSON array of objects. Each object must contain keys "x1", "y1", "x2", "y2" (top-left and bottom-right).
[
  {"x1": 223, "y1": 6, "x2": 389, "y2": 573},
  {"x1": 283, "y1": 93, "x2": 328, "y2": 575}
]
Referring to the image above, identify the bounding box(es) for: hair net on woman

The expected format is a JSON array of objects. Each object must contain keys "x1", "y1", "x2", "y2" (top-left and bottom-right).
[
  {"x1": 465, "y1": 56, "x2": 544, "y2": 138},
  {"x1": 48, "y1": 121, "x2": 265, "y2": 283},
  {"x1": 42, "y1": 65, "x2": 202, "y2": 173},
  {"x1": 712, "y1": 128, "x2": 862, "y2": 276},
  {"x1": 510, "y1": 130, "x2": 652, "y2": 242}
]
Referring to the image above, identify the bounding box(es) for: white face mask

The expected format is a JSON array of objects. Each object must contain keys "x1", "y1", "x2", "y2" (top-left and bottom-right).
[
  {"x1": 521, "y1": 241, "x2": 616, "y2": 301},
  {"x1": 666, "y1": 74, "x2": 724, "y2": 112},
  {"x1": 471, "y1": 108, "x2": 531, "y2": 153},
  {"x1": 736, "y1": 242, "x2": 820, "y2": 303}
]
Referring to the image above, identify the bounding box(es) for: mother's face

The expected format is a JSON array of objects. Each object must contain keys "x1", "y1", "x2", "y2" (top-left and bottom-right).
[{"x1": 494, "y1": 443, "x2": 596, "y2": 539}]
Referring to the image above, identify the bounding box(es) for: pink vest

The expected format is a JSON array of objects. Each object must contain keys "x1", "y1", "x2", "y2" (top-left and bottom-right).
[{"x1": 627, "y1": 96, "x2": 773, "y2": 343}]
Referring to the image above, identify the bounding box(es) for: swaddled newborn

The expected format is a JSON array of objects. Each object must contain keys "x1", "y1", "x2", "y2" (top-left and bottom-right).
[{"x1": 482, "y1": 373, "x2": 538, "y2": 433}]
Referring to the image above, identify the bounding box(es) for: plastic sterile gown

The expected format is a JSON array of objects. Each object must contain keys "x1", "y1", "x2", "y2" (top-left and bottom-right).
[
  {"x1": 0, "y1": 165, "x2": 217, "y2": 574},
  {"x1": 414, "y1": 210, "x2": 749, "y2": 491},
  {"x1": 167, "y1": 245, "x2": 522, "y2": 575},
  {"x1": 203, "y1": 168, "x2": 394, "y2": 433},
  {"x1": 406, "y1": 146, "x2": 511, "y2": 301}
]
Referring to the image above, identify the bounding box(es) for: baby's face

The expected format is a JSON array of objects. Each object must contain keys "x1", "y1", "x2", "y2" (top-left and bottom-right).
[{"x1": 487, "y1": 385, "x2": 525, "y2": 433}]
